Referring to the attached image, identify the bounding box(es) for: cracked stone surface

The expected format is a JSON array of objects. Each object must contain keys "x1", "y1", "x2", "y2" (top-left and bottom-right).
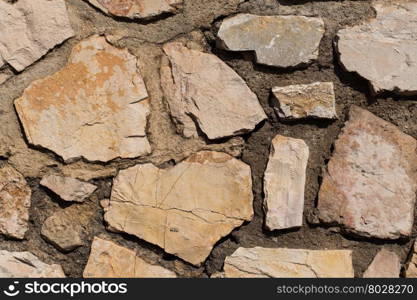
[
  {"x1": 318, "y1": 106, "x2": 417, "y2": 239},
  {"x1": 104, "y1": 151, "x2": 254, "y2": 265},
  {"x1": 223, "y1": 247, "x2": 354, "y2": 278},
  {"x1": 264, "y1": 135, "x2": 309, "y2": 231},
  {"x1": 0, "y1": 164, "x2": 31, "y2": 239},
  {"x1": 86, "y1": 0, "x2": 183, "y2": 20},
  {"x1": 160, "y1": 41, "x2": 266, "y2": 140},
  {"x1": 14, "y1": 35, "x2": 151, "y2": 163},
  {"x1": 0, "y1": 0, "x2": 74, "y2": 72},
  {"x1": 217, "y1": 14, "x2": 325, "y2": 68},
  {"x1": 40, "y1": 175, "x2": 97, "y2": 203},
  {"x1": 363, "y1": 249, "x2": 401, "y2": 278},
  {"x1": 337, "y1": 1, "x2": 417, "y2": 94},
  {"x1": 0, "y1": 250, "x2": 65, "y2": 278},
  {"x1": 406, "y1": 241, "x2": 417, "y2": 278},
  {"x1": 272, "y1": 82, "x2": 337, "y2": 120},
  {"x1": 83, "y1": 237, "x2": 176, "y2": 278}
]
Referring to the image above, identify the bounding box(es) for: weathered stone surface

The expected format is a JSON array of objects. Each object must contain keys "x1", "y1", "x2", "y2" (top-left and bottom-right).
[
  {"x1": 161, "y1": 42, "x2": 266, "y2": 140},
  {"x1": 223, "y1": 247, "x2": 354, "y2": 278},
  {"x1": 0, "y1": 164, "x2": 31, "y2": 239},
  {"x1": 87, "y1": 0, "x2": 183, "y2": 20},
  {"x1": 40, "y1": 175, "x2": 97, "y2": 203},
  {"x1": 15, "y1": 35, "x2": 151, "y2": 162},
  {"x1": 337, "y1": 1, "x2": 417, "y2": 94},
  {"x1": 0, "y1": 250, "x2": 65, "y2": 278},
  {"x1": 406, "y1": 242, "x2": 417, "y2": 278},
  {"x1": 272, "y1": 82, "x2": 337, "y2": 120},
  {"x1": 0, "y1": 0, "x2": 74, "y2": 72},
  {"x1": 264, "y1": 135, "x2": 309, "y2": 231},
  {"x1": 217, "y1": 14, "x2": 324, "y2": 68},
  {"x1": 104, "y1": 151, "x2": 254, "y2": 265},
  {"x1": 318, "y1": 106, "x2": 417, "y2": 239},
  {"x1": 363, "y1": 249, "x2": 401, "y2": 278},
  {"x1": 83, "y1": 237, "x2": 176, "y2": 278}
]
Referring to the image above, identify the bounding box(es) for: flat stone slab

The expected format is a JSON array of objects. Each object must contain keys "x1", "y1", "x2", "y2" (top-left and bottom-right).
[
  {"x1": 363, "y1": 249, "x2": 401, "y2": 278},
  {"x1": 15, "y1": 35, "x2": 151, "y2": 162},
  {"x1": 217, "y1": 14, "x2": 324, "y2": 68},
  {"x1": 104, "y1": 151, "x2": 254, "y2": 265},
  {"x1": 318, "y1": 106, "x2": 417, "y2": 239},
  {"x1": 223, "y1": 247, "x2": 354, "y2": 278},
  {"x1": 0, "y1": 164, "x2": 31, "y2": 239},
  {"x1": 272, "y1": 82, "x2": 337, "y2": 120},
  {"x1": 337, "y1": 1, "x2": 417, "y2": 94},
  {"x1": 40, "y1": 175, "x2": 97, "y2": 203},
  {"x1": 83, "y1": 237, "x2": 176, "y2": 278},
  {"x1": 0, "y1": 0, "x2": 74, "y2": 72},
  {"x1": 86, "y1": 0, "x2": 183, "y2": 20},
  {"x1": 161, "y1": 42, "x2": 266, "y2": 140},
  {"x1": 264, "y1": 135, "x2": 309, "y2": 230},
  {"x1": 0, "y1": 250, "x2": 65, "y2": 278}
]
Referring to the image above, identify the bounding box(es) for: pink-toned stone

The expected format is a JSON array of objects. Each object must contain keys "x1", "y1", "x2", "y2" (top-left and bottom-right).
[{"x1": 363, "y1": 249, "x2": 401, "y2": 278}]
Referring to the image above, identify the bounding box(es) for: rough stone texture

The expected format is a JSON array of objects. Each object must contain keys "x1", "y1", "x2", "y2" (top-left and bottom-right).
[
  {"x1": 406, "y1": 242, "x2": 417, "y2": 278},
  {"x1": 104, "y1": 151, "x2": 254, "y2": 265},
  {"x1": 272, "y1": 82, "x2": 337, "y2": 120},
  {"x1": 217, "y1": 14, "x2": 325, "y2": 68},
  {"x1": 40, "y1": 175, "x2": 97, "y2": 203},
  {"x1": 160, "y1": 42, "x2": 266, "y2": 140},
  {"x1": 0, "y1": 250, "x2": 65, "y2": 278},
  {"x1": 263, "y1": 135, "x2": 309, "y2": 230},
  {"x1": 223, "y1": 247, "x2": 354, "y2": 278},
  {"x1": 318, "y1": 106, "x2": 417, "y2": 239},
  {"x1": 0, "y1": 0, "x2": 74, "y2": 72},
  {"x1": 83, "y1": 237, "x2": 176, "y2": 278},
  {"x1": 0, "y1": 164, "x2": 31, "y2": 239},
  {"x1": 363, "y1": 249, "x2": 401, "y2": 278},
  {"x1": 14, "y1": 35, "x2": 151, "y2": 162},
  {"x1": 86, "y1": 0, "x2": 183, "y2": 20},
  {"x1": 337, "y1": 1, "x2": 417, "y2": 94}
]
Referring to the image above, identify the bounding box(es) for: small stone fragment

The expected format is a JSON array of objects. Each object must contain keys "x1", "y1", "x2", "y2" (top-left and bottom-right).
[
  {"x1": 161, "y1": 42, "x2": 266, "y2": 140},
  {"x1": 86, "y1": 0, "x2": 183, "y2": 20},
  {"x1": 406, "y1": 242, "x2": 417, "y2": 278},
  {"x1": 318, "y1": 106, "x2": 417, "y2": 239},
  {"x1": 0, "y1": 0, "x2": 74, "y2": 72},
  {"x1": 337, "y1": 1, "x2": 417, "y2": 94},
  {"x1": 0, "y1": 164, "x2": 31, "y2": 239},
  {"x1": 0, "y1": 250, "x2": 65, "y2": 278},
  {"x1": 264, "y1": 135, "x2": 309, "y2": 230},
  {"x1": 272, "y1": 82, "x2": 337, "y2": 120},
  {"x1": 40, "y1": 175, "x2": 97, "y2": 203},
  {"x1": 104, "y1": 151, "x2": 254, "y2": 265},
  {"x1": 217, "y1": 14, "x2": 325, "y2": 68},
  {"x1": 83, "y1": 237, "x2": 176, "y2": 278},
  {"x1": 363, "y1": 249, "x2": 401, "y2": 278},
  {"x1": 15, "y1": 35, "x2": 151, "y2": 162},
  {"x1": 223, "y1": 247, "x2": 354, "y2": 278}
]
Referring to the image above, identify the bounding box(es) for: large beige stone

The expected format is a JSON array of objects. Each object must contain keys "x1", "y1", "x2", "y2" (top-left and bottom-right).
[
  {"x1": 104, "y1": 151, "x2": 254, "y2": 265},
  {"x1": 40, "y1": 175, "x2": 97, "y2": 203},
  {"x1": 0, "y1": 0, "x2": 74, "y2": 72},
  {"x1": 0, "y1": 250, "x2": 65, "y2": 278},
  {"x1": 223, "y1": 247, "x2": 354, "y2": 278},
  {"x1": 264, "y1": 135, "x2": 309, "y2": 230},
  {"x1": 264, "y1": 135, "x2": 309, "y2": 231},
  {"x1": 318, "y1": 106, "x2": 417, "y2": 239},
  {"x1": 406, "y1": 241, "x2": 417, "y2": 278},
  {"x1": 0, "y1": 164, "x2": 31, "y2": 239},
  {"x1": 338, "y1": 1, "x2": 417, "y2": 94},
  {"x1": 83, "y1": 237, "x2": 176, "y2": 278},
  {"x1": 217, "y1": 14, "x2": 324, "y2": 68},
  {"x1": 272, "y1": 82, "x2": 337, "y2": 120},
  {"x1": 15, "y1": 35, "x2": 151, "y2": 162},
  {"x1": 161, "y1": 42, "x2": 266, "y2": 140},
  {"x1": 363, "y1": 249, "x2": 401, "y2": 278},
  {"x1": 86, "y1": 0, "x2": 183, "y2": 20}
]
